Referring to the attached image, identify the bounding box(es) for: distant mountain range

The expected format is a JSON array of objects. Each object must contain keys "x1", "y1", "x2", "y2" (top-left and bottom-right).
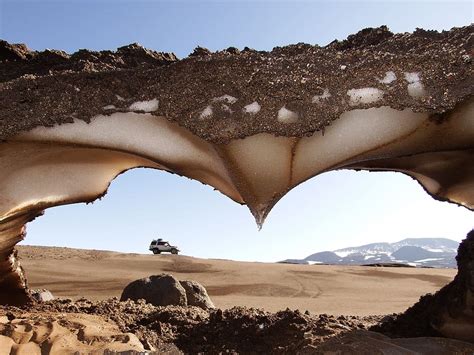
[{"x1": 280, "y1": 238, "x2": 459, "y2": 268}]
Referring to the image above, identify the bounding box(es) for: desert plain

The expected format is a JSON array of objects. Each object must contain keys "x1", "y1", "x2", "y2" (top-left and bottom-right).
[
  {"x1": 18, "y1": 245, "x2": 456, "y2": 316},
  {"x1": 1, "y1": 245, "x2": 473, "y2": 354}
]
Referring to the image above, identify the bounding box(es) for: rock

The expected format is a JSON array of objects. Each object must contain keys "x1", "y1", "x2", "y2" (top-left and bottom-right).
[
  {"x1": 0, "y1": 40, "x2": 31, "y2": 62},
  {"x1": 31, "y1": 289, "x2": 54, "y2": 302},
  {"x1": 120, "y1": 274, "x2": 187, "y2": 307},
  {"x1": 179, "y1": 280, "x2": 215, "y2": 309},
  {"x1": 372, "y1": 230, "x2": 474, "y2": 342}
]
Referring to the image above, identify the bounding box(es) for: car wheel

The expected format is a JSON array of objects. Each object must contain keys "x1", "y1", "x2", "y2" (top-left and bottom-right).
[
  {"x1": 153, "y1": 250, "x2": 160, "y2": 254},
  {"x1": 171, "y1": 249, "x2": 178, "y2": 255}
]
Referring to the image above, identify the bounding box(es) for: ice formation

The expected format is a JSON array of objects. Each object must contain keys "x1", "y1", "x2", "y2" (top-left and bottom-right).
[
  {"x1": 347, "y1": 88, "x2": 384, "y2": 105},
  {"x1": 404, "y1": 72, "x2": 426, "y2": 98},
  {"x1": 0, "y1": 25, "x2": 472, "y2": 337},
  {"x1": 213, "y1": 95, "x2": 238, "y2": 104},
  {"x1": 312, "y1": 89, "x2": 331, "y2": 104},
  {"x1": 243, "y1": 101, "x2": 261, "y2": 114},
  {"x1": 378, "y1": 71, "x2": 397, "y2": 84},
  {"x1": 128, "y1": 98, "x2": 159, "y2": 112},
  {"x1": 277, "y1": 106, "x2": 299, "y2": 123},
  {"x1": 199, "y1": 106, "x2": 214, "y2": 119}
]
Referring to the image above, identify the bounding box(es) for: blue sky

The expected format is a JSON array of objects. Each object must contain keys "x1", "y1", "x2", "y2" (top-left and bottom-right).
[{"x1": 1, "y1": 1, "x2": 473, "y2": 261}]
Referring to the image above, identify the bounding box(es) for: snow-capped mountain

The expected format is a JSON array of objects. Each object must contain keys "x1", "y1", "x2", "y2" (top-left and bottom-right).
[{"x1": 280, "y1": 238, "x2": 459, "y2": 268}]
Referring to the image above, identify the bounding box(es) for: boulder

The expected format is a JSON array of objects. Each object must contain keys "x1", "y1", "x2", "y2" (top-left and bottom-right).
[
  {"x1": 31, "y1": 289, "x2": 54, "y2": 302},
  {"x1": 120, "y1": 274, "x2": 187, "y2": 307},
  {"x1": 179, "y1": 280, "x2": 215, "y2": 309}
]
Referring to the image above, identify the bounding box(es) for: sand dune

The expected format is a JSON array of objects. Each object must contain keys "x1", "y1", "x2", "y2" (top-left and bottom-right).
[
  {"x1": 0, "y1": 312, "x2": 144, "y2": 354},
  {"x1": 18, "y1": 245, "x2": 456, "y2": 316}
]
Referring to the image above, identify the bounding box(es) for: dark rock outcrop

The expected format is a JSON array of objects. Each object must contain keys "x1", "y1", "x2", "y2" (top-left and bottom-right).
[
  {"x1": 31, "y1": 289, "x2": 54, "y2": 302},
  {"x1": 179, "y1": 280, "x2": 215, "y2": 309},
  {"x1": 373, "y1": 230, "x2": 474, "y2": 342},
  {"x1": 120, "y1": 274, "x2": 215, "y2": 310},
  {"x1": 120, "y1": 274, "x2": 187, "y2": 307}
]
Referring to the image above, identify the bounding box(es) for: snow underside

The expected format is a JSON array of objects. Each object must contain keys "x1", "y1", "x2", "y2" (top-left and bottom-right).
[
  {"x1": 3, "y1": 102, "x2": 473, "y2": 224},
  {"x1": 0, "y1": 102, "x2": 473, "y2": 305}
]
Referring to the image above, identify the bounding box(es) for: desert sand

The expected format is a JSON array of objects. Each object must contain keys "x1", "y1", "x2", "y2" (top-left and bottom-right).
[
  {"x1": 0, "y1": 312, "x2": 145, "y2": 354},
  {"x1": 18, "y1": 245, "x2": 455, "y2": 316},
  {"x1": 0, "y1": 245, "x2": 471, "y2": 353}
]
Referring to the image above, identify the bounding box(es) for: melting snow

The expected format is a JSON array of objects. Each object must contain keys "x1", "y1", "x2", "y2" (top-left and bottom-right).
[
  {"x1": 334, "y1": 251, "x2": 352, "y2": 258},
  {"x1": 404, "y1": 72, "x2": 426, "y2": 98},
  {"x1": 312, "y1": 89, "x2": 331, "y2": 104},
  {"x1": 243, "y1": 101, "x2": 261, "y2": 115},
  {"x1": 213, "y1": 95, "x2": 238, "y2": 104},
  {"x1": 221, "y1": 104, "x2": 233, "y2": 113},
  {"x1": 277, "y1": 106, "x2": 299, "y2": 123},
  {"x1": 414, "y1": 258, "x2": 444, "y2": 263},
  {"x1": 405, "y1": 72, "x2": 420, "y2": 83},
  {"x1": 199, "y1": 106, "x2": 213, "y2": 119},
  {"x1": 347, "y1": 88, "x2": 384, "y2": 106},
  {"x1": 128, "y1": 98, "x2": 159, "y2": 112},
  {"x1": 378, "y1": 71, "x2": 397, "y2": 84}
]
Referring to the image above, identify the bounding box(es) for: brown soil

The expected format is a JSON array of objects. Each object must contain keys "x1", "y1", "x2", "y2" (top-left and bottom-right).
[
  {"x1": 2, "y1": 297, "x2": 474, "y2": 354},
  {"x1": 0, "y1": 298, "x2": 383, "y2": 354}
]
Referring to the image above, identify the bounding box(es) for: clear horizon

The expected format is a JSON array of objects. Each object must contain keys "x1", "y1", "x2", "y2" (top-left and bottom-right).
[{"x1": 2, "y1": 0, "x2": 473, "y2": 262}]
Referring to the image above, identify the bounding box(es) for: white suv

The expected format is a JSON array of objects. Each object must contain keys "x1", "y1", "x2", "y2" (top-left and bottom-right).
[{"x1": 149, "y1": 238, "x2": 180, "y2": 255}]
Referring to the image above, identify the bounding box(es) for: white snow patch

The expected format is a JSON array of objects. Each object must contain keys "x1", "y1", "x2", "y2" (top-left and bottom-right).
[
  {"x1": 364, "y1": 255, "x2": 375, "y2": 260},
  {"x1": 243, "y1": 101, "x2": 261, "y2": 115},
  {"x1": 115, "y1": 95, "x2": 125, "y2": 101},
  {"x1": 404, "y1": 72, "x2": 421, "y2": 83},
  {"x1": 199, "y1": 106, "x2": 213, "y2": 119},
  {"x1": 307, "y1": 261, "x2": 323, "y2": 265},
  {"x1": 128, "y1": 98, "x2": 159, "y2": 112},
  {"x1": 414, "y1": 258, "x2": 444, "y2": 263},
  {"x1": 334, "y1": 251, "x2": 352, "y2": 258},
  {"x1": 213, "y1": 95, "x2": 238, "y2": 104},
  {"x1": 221, "y1": 104, "x2": 233, "y2": 113},
  {"x1": 378, "y1": 71, "x2": 397, "y2": 84},
  {"x1": 312, "y1": 89, "x2": 331, "y2": 104},
  {"x1": 426, "y1": 248, "x2": 445, "y2": 253},
  {"x1": 347, "y1": 88, "x2": 384, "y2": 106},
  {"x1": 102, "y1": 105, "x2": 116, "y2": 110},
  {"x1": 407, "y1": 82, "x2": 426, "y2": 98},
  {"x1": 367, "y1": 251, "x2": 391, "y2": 255},
  {"x1": 277, "y1": 107, "x2": 299, "y2": 124},
  {"x1": 340, "y1": 65, "x2": 347, "y2": 70},
  {"x1": 404, "y1": 72, "x2": 426, "y2": 98}
]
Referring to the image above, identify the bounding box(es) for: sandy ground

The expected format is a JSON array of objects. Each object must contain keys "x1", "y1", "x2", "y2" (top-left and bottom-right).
[
  {"x1": 0, "y1": 311, "x2": 145, "y2": 354},
  {"x1": 1, "y1": 246, "x2": 471, "y2": 354},
  {"x1": 18, "y1": 245, "x2": 456, "y2": 316}
]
